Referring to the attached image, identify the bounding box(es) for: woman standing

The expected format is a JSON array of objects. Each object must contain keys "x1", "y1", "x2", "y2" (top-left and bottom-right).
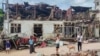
[{"x1": 55, "y1": 34, "x2": 60, "y2": 54}]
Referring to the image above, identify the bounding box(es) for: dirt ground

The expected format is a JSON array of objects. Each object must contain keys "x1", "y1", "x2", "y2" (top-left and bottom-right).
[{"x1": 0, "y1": 43, "x2": 100, "y2": 56}]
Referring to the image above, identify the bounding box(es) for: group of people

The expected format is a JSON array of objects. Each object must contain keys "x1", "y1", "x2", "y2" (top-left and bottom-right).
[
  {"x1": 30, "y1": 33, "x2": 83, "y2": 54},
  {"x1": 4, "y1": 33, "x2": 83, "y2": 54},
  {"x1": 55, "y1": 33, "x2": 83, "y2": 54},
  {"x1": 4, "y1": 35, "x2": 37, "y2": 54}
]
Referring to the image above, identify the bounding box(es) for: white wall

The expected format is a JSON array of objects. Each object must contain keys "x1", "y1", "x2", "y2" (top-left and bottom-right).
[
  {"x1": 95, "y1": 0, "x2": 100, "y2": 21},
  {"x1": 96, "y1": 13, "x2": 100, "y2": 21},
  {"x1": 3, "y1": 20, "x2": 9, "y2": 36},
  {"x1": 4, "y1": 20, "x2": 64, "y2": 38},
  {"x1": 43, "y1": 23, "x2": 54, "y2": 38},
  {"x1": 95, "y1": 0, "x2": 100, "y2": 10},
  {"x1": 42, "y1": 21, "x2": 64, "y2": 38}
]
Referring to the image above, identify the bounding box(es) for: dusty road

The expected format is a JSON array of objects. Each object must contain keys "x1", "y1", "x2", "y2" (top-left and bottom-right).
[{"x1": 0, "y1": 43, "x2": 100, "y2": 56}]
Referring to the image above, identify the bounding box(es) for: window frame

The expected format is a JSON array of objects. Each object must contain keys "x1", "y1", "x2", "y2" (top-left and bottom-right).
[{"x1": 10, "y1": 23, "x2": 21, "y2": 33}]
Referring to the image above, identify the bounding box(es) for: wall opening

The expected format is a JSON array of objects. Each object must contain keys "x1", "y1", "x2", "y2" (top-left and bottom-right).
[{"x1": 34, "y1": 24, "x2": 42, "y2": 37}]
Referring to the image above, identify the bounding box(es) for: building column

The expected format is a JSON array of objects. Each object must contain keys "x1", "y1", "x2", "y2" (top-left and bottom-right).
[{"x1": 94, "y1": 24, "x2": 100, "y2": 38}]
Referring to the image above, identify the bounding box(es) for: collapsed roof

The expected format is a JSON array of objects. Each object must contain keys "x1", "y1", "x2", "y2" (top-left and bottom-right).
[
  {"x1": 8, "y1": 2, "x2": 65, "y2": 20},
  {"x1": 8, "y1": 2, "x2": 93, "y2": 21}
]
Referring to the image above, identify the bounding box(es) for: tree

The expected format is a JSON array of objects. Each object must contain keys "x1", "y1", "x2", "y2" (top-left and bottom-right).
[
  {"x1": 0, "y1": 9, "x2": 4, "y2": 31},
  {"x1": 0, "y1": 9, "x2": 4, "y2": 17}
]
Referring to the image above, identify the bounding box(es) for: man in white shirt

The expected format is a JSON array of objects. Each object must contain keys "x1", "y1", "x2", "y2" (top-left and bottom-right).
[{"x1": 77, "y1": 33, "x2": 83, "y2": 51}]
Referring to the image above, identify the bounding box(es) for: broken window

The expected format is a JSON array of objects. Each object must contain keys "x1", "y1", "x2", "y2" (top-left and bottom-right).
[
  {"x1": 54, "y1": 24, "x2": 62, "y2": 33},
  {"x1": 10, "y1": 24, "x2": 21, "y2": 33},
  {"x1": 34, "y1": 24, "x2": 42, "y2": 37}
]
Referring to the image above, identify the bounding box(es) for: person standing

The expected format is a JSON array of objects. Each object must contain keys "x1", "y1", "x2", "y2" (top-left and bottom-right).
[
  {"x1": 32, "y1": 35, "x2": 37, "y2": 43},
  {"x1": 77, "y1": 33, "x2": 83, "y2": 51},
  {"x1": 55, "y1": 34, "x2": 60, "y2": 54},
  {"x1": 29, "y1": 36, "x2": 36, "y2": 54},
  {"x1": 5, "y1": 39, "x2": 11, "y2": 54}
]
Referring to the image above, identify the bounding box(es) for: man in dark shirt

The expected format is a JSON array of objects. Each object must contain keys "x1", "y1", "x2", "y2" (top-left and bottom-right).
[{"x1": 5, "y1": 40, "x2": 11, "y2": 54}]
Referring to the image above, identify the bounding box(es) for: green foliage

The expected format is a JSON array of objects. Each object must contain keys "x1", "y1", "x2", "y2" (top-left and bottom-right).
[
  {"x1": 0, "y1": 9, "x2": 4, "y2": 13},
  {"x1": 0, "y1": 9, "x2": 4, "y2": 28},
  {"x1": 0, "y1": 26, "x2": 3, "y2": 31},
  {"x1": 0, "y1": 9, "x2": 4, "y2": 17},
  {"x1": 0, "y1": 17, "x2": 3, "y2": 26}
]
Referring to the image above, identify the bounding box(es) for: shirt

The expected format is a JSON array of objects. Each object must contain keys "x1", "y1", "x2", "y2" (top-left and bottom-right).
[
  {"x1": 29, "y1": 39, "x2": 34, "y2": 45},
  {"x1": 77, "y1": 35, "x2": 83, "y2": 42},
  {"x1": 56, "y1": 37, "x2": 60, "y2": 44},
  {"x1": 6, "y1": 42, "x2": 11, "y2": 48}
]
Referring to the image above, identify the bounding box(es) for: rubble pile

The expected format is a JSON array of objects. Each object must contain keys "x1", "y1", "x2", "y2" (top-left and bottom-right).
[{"x1": 51, "y1": 50, "x2": 98, "y2": 56}]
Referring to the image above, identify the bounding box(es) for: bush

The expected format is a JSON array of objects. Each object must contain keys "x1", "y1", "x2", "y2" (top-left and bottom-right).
[{"x1": 0, "y1": 27, "x2": 3, "y2": 31}]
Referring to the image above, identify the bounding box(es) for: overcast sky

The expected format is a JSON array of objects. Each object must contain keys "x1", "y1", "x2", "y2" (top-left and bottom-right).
[{"x1": 0, "y1": 0, "x2": 95, "y2": 10}]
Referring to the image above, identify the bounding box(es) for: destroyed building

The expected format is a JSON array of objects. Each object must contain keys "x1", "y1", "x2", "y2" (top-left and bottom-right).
[
  {"x1": 8, "y1": 2, "x2": 66, "y2": 20},
  {"x1": 3, "y1": 2, "x2": 100, "y2": 39}
]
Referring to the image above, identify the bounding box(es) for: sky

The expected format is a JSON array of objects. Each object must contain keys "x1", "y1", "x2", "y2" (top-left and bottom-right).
[{"x1": 0, "y1": 0, "x2": 95, "y2": 10}]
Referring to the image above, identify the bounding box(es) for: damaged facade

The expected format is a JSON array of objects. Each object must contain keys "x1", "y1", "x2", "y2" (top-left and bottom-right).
[
  {"x1": 91, "y1": 0, "x2": 100, "y2": 38},
  {"x1": 3, "y1": 2, "x2": 100, "y2": 39}
]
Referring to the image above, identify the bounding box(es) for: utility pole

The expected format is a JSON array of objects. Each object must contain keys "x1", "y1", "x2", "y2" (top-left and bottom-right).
[
  {"x1": 6, "y1": 0, "x2": 9, "y2": 20},
  {"x1": 5, "y1": 0, "x2": 9, "y2": 35}
]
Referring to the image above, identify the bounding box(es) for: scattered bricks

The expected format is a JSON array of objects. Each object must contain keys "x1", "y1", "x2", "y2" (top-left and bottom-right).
[
  {"x1": 41, "y1": 50, "x2": 98, "y2": 56},
  {"x1": 90, "y1": 50, "x2": 98, "y2": 56}
]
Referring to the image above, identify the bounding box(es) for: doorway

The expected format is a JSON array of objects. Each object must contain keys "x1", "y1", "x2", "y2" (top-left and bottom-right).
[{"x1": 34, "y1": 24, "x2": 42, "y2": 37}]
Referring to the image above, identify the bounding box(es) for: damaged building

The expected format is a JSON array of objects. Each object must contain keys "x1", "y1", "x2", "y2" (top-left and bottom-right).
[{"x1": 3, "y1": 2, "x2": 100, "y2": 39}]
